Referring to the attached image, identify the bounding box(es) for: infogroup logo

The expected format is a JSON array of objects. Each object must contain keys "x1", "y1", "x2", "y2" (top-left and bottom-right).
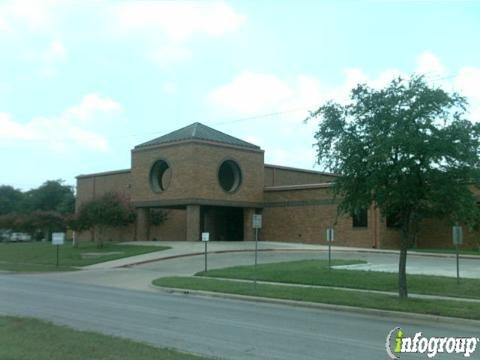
[{"x1": 385, "y1": 327, "x2": 479, "y2": 359}]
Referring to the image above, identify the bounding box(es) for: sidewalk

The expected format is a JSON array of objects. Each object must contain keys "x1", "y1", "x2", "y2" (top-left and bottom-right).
[{"x1": 83, "y1": 241, "x2": 479, "y2": 270}]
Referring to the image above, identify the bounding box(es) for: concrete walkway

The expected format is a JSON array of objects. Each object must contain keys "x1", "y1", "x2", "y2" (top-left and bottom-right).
[
  {"x1": 83, "y1": 240, "x2": 480, "y2": 270},
  {"x1": 83, "y1": 241, "x2": 328, "y2": 269},
  {"x1": 26, "y1": 241, "x2": 480, "y2": 295}
]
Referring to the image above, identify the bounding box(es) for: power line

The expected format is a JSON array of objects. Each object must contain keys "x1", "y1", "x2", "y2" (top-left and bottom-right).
[
  {"x1": 212, "y1": 106, "x2": 312, "y2": 126},
  {"x1": 107, "y1": 73, "x2": 464, "y2": 142}
]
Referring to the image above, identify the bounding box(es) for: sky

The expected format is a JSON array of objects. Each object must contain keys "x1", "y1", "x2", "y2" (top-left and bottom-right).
[{"x1": 0, "y1": 0, "x2": 479, "y2": 190}]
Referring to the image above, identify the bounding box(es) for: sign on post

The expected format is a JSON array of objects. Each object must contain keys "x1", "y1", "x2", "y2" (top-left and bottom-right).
[
  {"x1": 202, "y1": 232, "x2": 209, "y2": 273},
  {"x1": 452, "y1": 225, "x2": 463, "y2": 245},
  {"x1": 52, "y1": 232, "x2": 65, "y2": 267},
  {"x1": 326, "y1": 226, "x2": 334, "y2": 270},
  {"x1": 253, "y1": 214, "x2": 262, "y2": 229},
  {"x1": 52, "y1": 232, "x2": 65, "y2": 245},
  {"x1": 326, "y1": 227, "x2": 334, "y2": 242},
  {"x1": 452, "y1": 225, "x2": 463, "y2": 284},
  {"x1": 252, "y1": 214, "x2": 262, "y2": 291}
]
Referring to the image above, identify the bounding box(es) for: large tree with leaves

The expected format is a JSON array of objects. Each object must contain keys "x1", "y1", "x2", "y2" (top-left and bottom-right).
[
  {"x1": 306, "y1": 75, "x2": 480, "y2": 298},
  {"x1": 0, "y1": 185, "x2": 24, "y2": 215},
  {"x1": 23, "y1": 180, "x2": 75, "y2": 214},
  {"x1": 74, "y1": 192, "x2": 136, "y2": 248}
]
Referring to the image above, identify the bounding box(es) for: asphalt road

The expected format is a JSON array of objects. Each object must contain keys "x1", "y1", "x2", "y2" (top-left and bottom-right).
[{"x1": 0, "y1": 274, "x2": 478, "y2": 359}]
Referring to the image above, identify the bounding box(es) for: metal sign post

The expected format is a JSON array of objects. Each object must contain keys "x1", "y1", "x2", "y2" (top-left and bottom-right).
[
  {"x1": 452, "y1": 225, "x2": 463, "y2": 284},
  {"x1": 202, "y1": 232, "x2": 209, "y2": 272},
  {"x1": 326, "y1": 227, "x2": 334, "y2": 270},
  {"x1": 252, "y1": 214, "x2": 262, "y2": 291},
  {"x1": 52, "y1": 232, "x2": 65, "y2": 267}
]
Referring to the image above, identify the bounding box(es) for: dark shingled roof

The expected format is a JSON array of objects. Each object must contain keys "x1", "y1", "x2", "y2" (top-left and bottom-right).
[{"x1": 135, "y1": 122, "x2": 261, "y2": 150}]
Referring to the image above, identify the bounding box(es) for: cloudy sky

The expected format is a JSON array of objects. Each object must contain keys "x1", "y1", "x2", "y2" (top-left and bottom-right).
[{"x1": 0, "y1": 0, "x2": 479, "y2": 190}]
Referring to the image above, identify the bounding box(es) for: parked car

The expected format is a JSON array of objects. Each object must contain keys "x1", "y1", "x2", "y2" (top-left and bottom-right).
[
  {"x1": 0, "y1": 230, "x2": 11, "y2": 242},
  {"x1": 8, "y1": 232, "x2": 32, "y2": 242}
]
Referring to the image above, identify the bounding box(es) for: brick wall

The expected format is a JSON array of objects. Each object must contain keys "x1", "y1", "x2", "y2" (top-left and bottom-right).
[
  {"x1": 149, "y1": 209, "x2": 186, "y2": 241},
  {"x1": 264, "y1": 165, "x2": 336, "y2": 187},
  {"x1": 75, "y1": 171, "x2": 134, "y2": 242},
  {"x1": 131, "y1": 141, "x2": 265, "y2": 205},
  {"x1": 262, "y1": 186, "x2": 377, "y2": 247}
]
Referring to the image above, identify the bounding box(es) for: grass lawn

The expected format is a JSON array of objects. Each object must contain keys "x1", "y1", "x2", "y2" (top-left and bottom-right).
[
  {"x1": 0, "y1": 315, "x2": 209, "y2": 360},
  {"x1": 0, "y1": 241, "x2": 169, "y2": 272},
  {"x1": 413, "y1": 248, "x2": 480, "y2": 256},
  {"x1": 154, "y1": 276, "x2": 480, "y2": 321},
  {"x1": 195, "y1": 259, "x2": 480, "y2": 300}
]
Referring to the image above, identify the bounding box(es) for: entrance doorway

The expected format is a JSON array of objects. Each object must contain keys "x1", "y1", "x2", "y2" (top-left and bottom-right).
[{"x1": 201, "y1": 206, "x2": 244, "y2": 241}]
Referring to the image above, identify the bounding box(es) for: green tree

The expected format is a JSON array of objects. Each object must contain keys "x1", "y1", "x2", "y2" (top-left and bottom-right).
[
  {"x1": 306, "y1": 75, "x2": 480, "y2": 298},
  {"x1": 74, "y1": 192, "x2": 136, "y2": 248},
  {"x1": 0, "y1": 180, "x2": 74, "y2": 241},
  {"x1": 28, "y1": 211, "x2": 66, "y2": 242},
  {"x1": 23, "y1": 180, "x2": 75, "y2": 214},
  {"x1": 0, "y1": 186, "x2": 23, "y2": 215}
]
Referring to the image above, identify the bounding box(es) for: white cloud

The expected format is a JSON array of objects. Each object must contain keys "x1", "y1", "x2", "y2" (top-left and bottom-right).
[
  {"x1": 0, "y1": 0, "x2": 58, "y2": 34},
  {"x1": 0, "y1": 17, "x2": 11, "y2": 32},
  {"x1": 0, "y1": 113, "x2": 34, "y2": 140},
  {"x1": 455, "y1": 67, "x2": 480, "y2": 122},
  {"x1": 208, "y1": 69, "x2": 402, "y2": 120},
  {"x1": 0, "y1": 93, "x2": 122, "y2": 152},
  {"x1": 110, "y1": 1, "x2": 245, "y2": 42},
  {"x1": 208, "y1": 71, "x2": 294, "y2": 115},
  {"x1": 455, "y1": 67, "x2": 480, "y2": 101},
  {"x1": 207, "y1": 52, "x2": 480, "y2": 170},
  {"x1": 65, "y1": 93, "x2": 122, "y2": 122},
  {"x1": 416, "y1": 51, "x2": 447, "y2": 78}
]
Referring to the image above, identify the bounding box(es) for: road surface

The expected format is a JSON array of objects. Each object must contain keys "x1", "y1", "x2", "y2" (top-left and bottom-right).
[{"x1": 0, "y1": 274, "x2": 477, "y2": 359}]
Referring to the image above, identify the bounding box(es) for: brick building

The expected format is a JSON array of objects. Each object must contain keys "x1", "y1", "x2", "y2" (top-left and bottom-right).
[{"x1": 76, "y1": 122, "x2": 478, "y2": 249}]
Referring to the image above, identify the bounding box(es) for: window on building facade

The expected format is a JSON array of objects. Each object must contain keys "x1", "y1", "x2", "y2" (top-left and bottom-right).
[
  {"x1": 218, "y1": 160, "x2": 242, "y2": 193},
  {"x1": 352, "y1": 208, "x2": 368, "y2": 227},
  {"x1": 149, "y1": 159, "x2": 171, "y2": 192}
]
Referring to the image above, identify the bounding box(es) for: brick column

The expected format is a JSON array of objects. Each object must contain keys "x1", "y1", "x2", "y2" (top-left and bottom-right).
[
  {"x1": 186, "y1": 205, "x2": 201, "y2": 241},
  {"x1": 243, "y1": 208, "x2": 255, "y2": 241},
  {"x1": 135, "y1": 208, "x2": 150, "y2": 241}
]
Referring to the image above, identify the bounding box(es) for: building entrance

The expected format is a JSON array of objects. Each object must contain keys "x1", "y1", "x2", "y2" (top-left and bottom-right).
[{"x1": 201, "y1": 206, "x2": 244, "y2": 241}]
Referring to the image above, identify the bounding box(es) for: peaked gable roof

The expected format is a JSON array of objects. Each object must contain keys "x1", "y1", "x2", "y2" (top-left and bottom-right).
[{"x1": 135, "y1": 122, "x2": 261, "y2": 150}]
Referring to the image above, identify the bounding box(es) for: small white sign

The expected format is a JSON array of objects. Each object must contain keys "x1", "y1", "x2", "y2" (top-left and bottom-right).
[
  {"x1": 201, "y1": 232, "x2": 209, "y2": 242},
  {"x1": 253, "y1": 214, "x2": 262, "y2": 229},
  {"x1": 452, "y1": 225, "x2": 463, "y2": 245},
  {"x1": 52, "y1": 232, "x2": 65, "y2": 245},
  {"x1": 326, "y1": 227, "x2": 334, "y2": 242}
]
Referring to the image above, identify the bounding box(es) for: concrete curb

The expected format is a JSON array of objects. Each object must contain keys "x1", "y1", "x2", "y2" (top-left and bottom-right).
[
  {"x1": 197, "y1": 276, "x2": 480, "y2": 303},
  {"x1": 149, "y1": 283, "x2": 480, "y2": 326}
]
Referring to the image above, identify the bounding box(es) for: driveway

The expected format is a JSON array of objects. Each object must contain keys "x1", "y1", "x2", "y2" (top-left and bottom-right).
[{"x1": 27, "y1": 241, "x2": 480, "y2": 292}]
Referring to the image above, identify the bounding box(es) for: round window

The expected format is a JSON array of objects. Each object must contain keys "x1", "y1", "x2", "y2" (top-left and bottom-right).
[
  {"x1": 218, "y1": 160, "x2": 242, "y2": 193},
  {"x1": 150, "y1": 160, "x2": 171, "y2": 192}
]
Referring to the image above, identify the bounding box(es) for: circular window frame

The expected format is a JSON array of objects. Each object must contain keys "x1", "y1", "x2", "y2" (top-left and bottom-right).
[
  {"x1": 149, "y1": 159, "x2": 172, "y2": 193},
  {"x1": 217, "y1": 159, "x2": 242, "y2": 194}
]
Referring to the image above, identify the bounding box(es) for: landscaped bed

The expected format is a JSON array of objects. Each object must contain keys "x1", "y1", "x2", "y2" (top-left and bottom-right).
[
  {"x1": 152, "y1": 259, "x2": 480, "y2": 320},
  {"x1": 0, "y1": 241, "x2": 169, "y2": 272},
  {"x1": 195, "y1": 259, "x2": 480, "y2": 299}
]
